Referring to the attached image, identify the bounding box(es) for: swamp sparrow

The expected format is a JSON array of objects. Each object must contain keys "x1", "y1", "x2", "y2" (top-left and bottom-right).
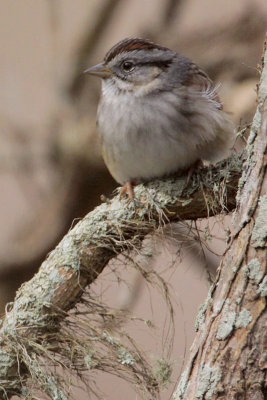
[{"x1": 85, "y1": 38, "x2": 234, "y2": 198}]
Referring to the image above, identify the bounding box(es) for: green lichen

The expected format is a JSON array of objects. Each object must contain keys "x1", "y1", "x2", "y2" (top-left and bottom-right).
[
  {"x1": 195, "y1": 302, "x2": 208, "y2": 332},
  {"x1": 216, "y1": 300, "x2": 236, "y2": 340},
  {"x1": 258, "y1": 276, "x2": 267, "y2": 297},
  {"x1": 245, "y1": 258, "x2": 263, "y2": 282},
  {"x1": 251, "y1": 194, "x2": 267, "y2": 248},
  {"x1": 56, "y1": 235, "x2": 81, "y2": 271},
  {"x1": 234, "y1": 151, "x2": 248, "y2": 203},
  {"x1": 102, "y1": 331, "x2": 115, "y2": 344},
  {"x1": 250, "y1": 108, "x2": 261, "y2": 137},
  {"x1": 2, "y1": 263, "x2": 71, "y2": 335},
  {"x1": 0, "y1": 349, "x2": 17, "y2": 376},
  {"x1": 118, "y1": 347, "x2": 135, "y2": 366},
  {"x1": 84, "y1": 354, "x2": 94, "y2": 370},
  {"x1": 155, "y1": 358, "x2": 172, "y2": 386},
  {"x1": 145, "y1": 176, "x2": 186, "y2": 207},
  {"x1": 195, "y1": 286, "x2": 213, "y2": 331},
  {"x1": 174, "y1": 368, "x2": 190, "y2": 399},
  {"x1": 232, "y1": 265, "x2": 238, "y2": 273},
  {"x1": 235, "y1": 309, "x2": 252, "y2": 328},
  {"x1": 196, "y1": 364, "x2": 221, "y2": 399}
]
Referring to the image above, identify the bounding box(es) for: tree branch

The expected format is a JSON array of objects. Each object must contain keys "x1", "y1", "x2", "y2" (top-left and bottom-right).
[{"x1": 0, "y1": 151, "x2": 242, "y2": 398}]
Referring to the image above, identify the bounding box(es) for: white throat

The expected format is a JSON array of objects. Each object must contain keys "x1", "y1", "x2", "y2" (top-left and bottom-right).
[{"x1": 101, "y1": 75, "x2": 162, "y2": 98}]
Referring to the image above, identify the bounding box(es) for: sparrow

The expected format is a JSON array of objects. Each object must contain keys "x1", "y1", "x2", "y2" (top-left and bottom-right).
[{"x1": 85, "y1": 38, "x2": 234, "y2": 198}]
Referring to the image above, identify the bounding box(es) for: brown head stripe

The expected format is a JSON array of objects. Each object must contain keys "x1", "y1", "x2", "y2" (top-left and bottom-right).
[{"x1": 104, "y1": 38, "x2": 169, "y2": 63}]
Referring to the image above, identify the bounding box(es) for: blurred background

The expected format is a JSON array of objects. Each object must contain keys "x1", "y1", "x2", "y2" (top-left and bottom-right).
[{"x1": 0, "y1": 0, "x2": 266, "y2": 399}]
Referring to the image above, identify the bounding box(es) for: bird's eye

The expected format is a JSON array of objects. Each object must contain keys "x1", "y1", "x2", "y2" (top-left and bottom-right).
[{"x1": 122, "y1": 61, "x2": 134, "y2": 72}]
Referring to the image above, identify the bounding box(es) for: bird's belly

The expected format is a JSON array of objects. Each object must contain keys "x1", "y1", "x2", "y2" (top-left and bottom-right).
[
  {"x1": 98, "y1": 94, "x2": 200, "y2": 184},
  {"x1": 100, "y1": 121, "x2": 199, "y2": 184},
  {"x1": 102, "y1": 137, "x2": 195, "y2": 184}
]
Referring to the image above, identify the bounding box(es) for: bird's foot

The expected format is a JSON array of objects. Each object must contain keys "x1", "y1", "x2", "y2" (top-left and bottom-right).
[
  {"x1": 120, "y1": 181, "x2": 135, "y2": 200},
  {"x1": 186, "y1": 160, "x2": 204, "y2": 186}
]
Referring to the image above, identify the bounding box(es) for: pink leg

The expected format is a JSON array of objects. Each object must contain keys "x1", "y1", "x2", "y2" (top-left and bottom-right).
[{"x1": 120, "y1": 181, "x2": 135, "y2": 199}]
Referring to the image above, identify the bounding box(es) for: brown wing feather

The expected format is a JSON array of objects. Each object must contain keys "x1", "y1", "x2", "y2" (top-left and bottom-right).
[{"x1": 183, "y1": 63, "x2": 222, "y2": 109}]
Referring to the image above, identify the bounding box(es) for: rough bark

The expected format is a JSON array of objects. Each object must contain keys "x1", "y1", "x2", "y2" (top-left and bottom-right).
[{"x1": 175, "y1": 40, "x2": 267, "y2": 400}]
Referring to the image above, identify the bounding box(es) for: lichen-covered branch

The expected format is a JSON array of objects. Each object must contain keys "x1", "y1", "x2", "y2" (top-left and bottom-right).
[
  {"x1": 175, "y1": 39, "x2": 267, "y2": 400},
  {"x1": 0, "y1": 146, "x2": 242, "y2": 399}
]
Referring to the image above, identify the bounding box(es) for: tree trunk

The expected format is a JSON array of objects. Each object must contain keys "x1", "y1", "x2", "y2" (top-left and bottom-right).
[{"x1": 175, "y1": 39, "x2": 267, "y2": 400}]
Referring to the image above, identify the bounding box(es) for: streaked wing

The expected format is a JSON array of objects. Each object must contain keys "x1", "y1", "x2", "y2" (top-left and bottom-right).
[{"x1": 182, "y1": 62, "x2": 222, "y2": 109}]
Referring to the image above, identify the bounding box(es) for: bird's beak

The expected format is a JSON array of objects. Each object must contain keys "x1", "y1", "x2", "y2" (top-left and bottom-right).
[{"x1": 84, "y1": 62, "x2": 113, "y2": 78}]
